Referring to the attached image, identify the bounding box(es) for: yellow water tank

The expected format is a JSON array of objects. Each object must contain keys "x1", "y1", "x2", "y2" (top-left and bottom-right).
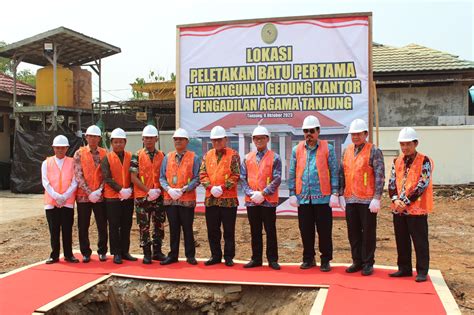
[{"x1": 36, "y1": 65, "x2": 74, "y2": 107}]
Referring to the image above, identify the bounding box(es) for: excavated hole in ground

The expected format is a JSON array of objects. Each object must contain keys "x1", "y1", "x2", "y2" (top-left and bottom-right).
[{"x1": 46, "y1": 277, "x2": 320, "y2": 314}]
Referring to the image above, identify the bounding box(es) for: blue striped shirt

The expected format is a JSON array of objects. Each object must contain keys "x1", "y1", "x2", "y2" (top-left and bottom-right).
[{"x1": 288, "y1": 141, "x2": 339, "y2": 204}]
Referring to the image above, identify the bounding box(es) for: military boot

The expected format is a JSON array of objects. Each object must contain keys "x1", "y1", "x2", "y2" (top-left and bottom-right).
[
  {"x1": 143, "y1": 245, "x2": 152, "y2": 264},
  {"x1": 152, "y1": 243, "x2": 167, "y2": 261}
]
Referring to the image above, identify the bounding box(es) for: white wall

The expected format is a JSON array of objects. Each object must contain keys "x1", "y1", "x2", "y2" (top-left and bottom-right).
[
  {"x1": 125, "y1": 127, "x2": 474, "y2": 185},
  {"x1": 376, "y1": 126, "x2": 474, "y2": 185}
]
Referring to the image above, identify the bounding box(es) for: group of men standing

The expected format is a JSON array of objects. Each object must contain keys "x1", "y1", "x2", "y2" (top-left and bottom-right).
[{"x1": 41, "y1": 114, "x2": 433, "y2": 282}]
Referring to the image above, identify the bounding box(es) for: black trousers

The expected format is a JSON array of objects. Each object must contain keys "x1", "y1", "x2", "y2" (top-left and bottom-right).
[
  {"x1": 247, "y1": 206, "x2": 278, "y2": 263},
  {"x1": 205, "y1": 206, "x2": 237, "y2": 260},
  {"x1": 77, "y1": 201, "x2": 108, "y2": 256},
  {"x1": 345, "y1": 203, "x2": 377, "y2": 267},
  {"x1": 165, "y1": 205, "x2": 195, "y2": 259},
  {"x1": 45, "y1": 207, "x2": 74, "y2": 259},
  {"x1": 298, "y1": 203, "x2": 333, "y2": 263},
  {"x1": 106, "y1": 199, "x2": 134, "y2": 255},
  {"x1": 393, "y1": 214, "x2": 430, "y2": 275}
]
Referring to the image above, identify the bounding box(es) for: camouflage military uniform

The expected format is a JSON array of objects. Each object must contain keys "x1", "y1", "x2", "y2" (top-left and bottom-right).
[
  {"x1": 135, "y1": 195, "x2": 165, "y2": 248},
  {"x1": 130, "y1": 148, "x2": 166, "y2": 253}
]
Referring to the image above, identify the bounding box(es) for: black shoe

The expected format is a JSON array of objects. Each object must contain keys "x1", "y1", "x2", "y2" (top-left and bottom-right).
[
  {"x1": 415, "y1": 274, "x2": 427, "y2": 282},
  {"x1": 122, "y1": 253, "x2": 138, "y2": 261},
  {"x1": 362, "y1": 265, "x2": 374, "y2": 276},
  {"x1": 269, "y1": 261, "x2": 281, "y2": 270},
  {"x1": 187, "y1": 257, "x2": 198, "y2": 265},
  {"x1": 320, "y1": 262, "x2": 331, "y2": 272},
  {"x1": 64, "y1": 256, "x2": 79, "y2": 263},
  {"x1": 46, "y1": 257, "x2": 59, "y2": 264},
  {"x1": 389, "y1": 270, "x2": 412, "y2": 277},
  {"x1": 225, "y1": 259, "x2": 234, "y2": 267},
  {"x1": 82, "y1": 255, "x2": 91, "y2": 263},
  {"x1": 99, "y1": 254, "x2": 107, "y2": 262},
  {"x1": 345, "y1": 264, "x2": 363, "y2": 273},
  {"x1": 204, "y1": 257, "x2": 221, "y2": 266},
  {"x1": 300, "y1": 260, "x2": 316, "y2": 269},
  {"x1": 113, "y1": 254, "x2": 122, "y2": 264},
  {"x1": 152, "y1": 252, "x2": 167, "y2": 261},
  {"x1": 244, "y1": 260, "x2": 262, "y2": 268},
  {"x1": 160, "y1": 257, "x2": 178, "y2": 265}
]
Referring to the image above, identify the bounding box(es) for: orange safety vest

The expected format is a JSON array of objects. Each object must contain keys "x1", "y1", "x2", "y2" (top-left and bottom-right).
[
  {"x1": 204, "y1": 148, "x2": 238, "y2": 199},
  {"x1": 44, "y1": 156, "x2": 76, "y2": 207},
  {"x1": 244, "y1": 150, "x2": 279, "y2": 203},
  {"x1": 76, "y1": 146, "x2": 107, "y2": 197},
  {"x1": 342, "y1": 142, "x2": 375, "y2": 199},
  {"x1": 295, "y1": 140, "x2": 331, "y2": 195},
  {"x1": 134, "y1": 149, "x2": 164, "y2": 198},
  {"x1": 163, "y1": 151, "x2": 196, "y2": 202},
  {"x1": 103, "y1": 151, "x2": 132, "y2": 199},
  {"x1": 391, "y1": 153, "x2": 434, "y2": 215}
]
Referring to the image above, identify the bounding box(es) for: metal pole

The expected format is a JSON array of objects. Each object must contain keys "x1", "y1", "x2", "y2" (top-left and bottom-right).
[{"x1": 53, "y1": 44, "x2": 58, "y2": 130}]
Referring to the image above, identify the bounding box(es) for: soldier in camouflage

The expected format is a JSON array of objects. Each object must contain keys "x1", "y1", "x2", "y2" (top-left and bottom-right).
[{"x1": 130, "y1": 125, "x2": 167, "y2": 264}]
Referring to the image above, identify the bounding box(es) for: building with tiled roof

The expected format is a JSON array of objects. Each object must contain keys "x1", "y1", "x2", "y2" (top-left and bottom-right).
[
  {"x1": 0, "y1": 73, "x2": 36, "y2": 164},
  {"x1": 372, "y1": 43, "x2": 474, "y2": 127}
]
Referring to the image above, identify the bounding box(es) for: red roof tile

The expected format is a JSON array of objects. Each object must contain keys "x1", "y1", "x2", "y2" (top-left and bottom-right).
[
  {"x1": 0, "y1": 73, "x2": 35, "y2": 97},
  {"x1": 199, "y1": 111, "x2": 344, "y2": 131}
]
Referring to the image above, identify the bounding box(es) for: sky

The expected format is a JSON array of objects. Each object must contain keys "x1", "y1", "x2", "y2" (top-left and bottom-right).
[{"x1": 1, "y1": 0, "x2": 473, "y2": 101}]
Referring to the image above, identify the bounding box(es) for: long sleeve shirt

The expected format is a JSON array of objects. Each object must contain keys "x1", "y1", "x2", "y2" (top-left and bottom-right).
[
  {"x1": 159, "y1": 151, "x2": 201, "y2": 208},
  {"x1": 240, "y1": 148, "x2": 282, "y2": 207},
  {"x1": 73, "y1": 146, "x2": 104, "y2": 203},
  {"x1": 288, "y1": 140, "x2": 338, "y2": 204},
  {"x1": 41, "y1": 156, "x2": 78, "y2": 210},
  {"x1": 100, "y1": 151, "x2": 125, "y2": 193},
  {"x1": 338, "y1": 143, "x2": 385, "y2": 204},
  {"x1": 200, "y1": 148, "x2": 240, "y2": 207},
  {"x1": 388, "y1": 153, "x2": 432, "y2": 215}
]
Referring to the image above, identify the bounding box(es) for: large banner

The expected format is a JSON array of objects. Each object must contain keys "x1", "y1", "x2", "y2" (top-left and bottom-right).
[
  {"x1": 177, "y1": 14, "x2": 372, "y2": 216},
  {"x1": 178, "y1": 14, "x2": 371, "y2": 141}
]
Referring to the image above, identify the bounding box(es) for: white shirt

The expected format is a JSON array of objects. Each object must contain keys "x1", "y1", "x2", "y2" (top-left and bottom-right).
[{"x1": 41, "y1": 156, "x2": 78, "y2": 210}]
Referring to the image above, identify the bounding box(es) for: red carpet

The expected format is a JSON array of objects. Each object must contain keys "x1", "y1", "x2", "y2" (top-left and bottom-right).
[{"x1": 0, "y1": 257, "x2": 447, "y2": 314}]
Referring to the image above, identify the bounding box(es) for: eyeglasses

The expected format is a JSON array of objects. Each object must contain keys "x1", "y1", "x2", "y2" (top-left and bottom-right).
[{"x1": 303, "y1": 129, "x2": 316, "y2": 134}]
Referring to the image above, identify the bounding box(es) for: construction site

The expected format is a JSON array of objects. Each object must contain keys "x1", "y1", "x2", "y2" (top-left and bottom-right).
[{"x1": 0, "y1": 9, "x2": 473, "y2": 315}]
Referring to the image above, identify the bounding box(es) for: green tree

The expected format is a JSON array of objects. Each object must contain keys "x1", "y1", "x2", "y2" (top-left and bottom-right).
[
  {"x1": 0, "y1": 40, "x2": 36, "y2": 86},
  {"x1": 0, "y1": 41, "x2": 11, "y2": 73}
]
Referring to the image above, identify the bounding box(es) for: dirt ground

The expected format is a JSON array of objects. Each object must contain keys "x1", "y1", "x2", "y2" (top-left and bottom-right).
[{"x1": 0, "y1": 188, "x2": 473, "y2": 314}]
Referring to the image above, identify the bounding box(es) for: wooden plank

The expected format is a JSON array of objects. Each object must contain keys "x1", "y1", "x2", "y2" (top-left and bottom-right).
[
  {"x1": 368, "y1": 15, "x2": 374, "y2": 143},
  {"x1": 35, "y1": 274, "x2": 111, "y2": 313},
  {"x1": 430, "y1": 269, "x2": 462, "y2": 315},
  {"x1": 310, "y1": 288, "x2": 328, "y2": 315},
  {"x1": 175, "y1": 27, "x2": 181, "y2": 128}
]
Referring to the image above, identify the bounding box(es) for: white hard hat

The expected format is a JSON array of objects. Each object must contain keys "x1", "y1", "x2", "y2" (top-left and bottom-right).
[
  {"x1": 110, "y1": 128, "x2": 127, "y2": 139},
  {"x1": 348, "y1": 119, "x2": 368, "y2": 133},
  {"x1": 211, "y1": 126, "x2": 227, "y2": 139},
  {"x1": 252, "y1": 125, "x2": 270, "y2": 137},
  {"x1": 52, "y1": 135, "x2": 69, "y2": 147},
  {"x1": 142, "y1": 125, "x2": 158, "y2": 137},
  {"x1": 210, "y1": 126, "x2": 226, "y2": 139},
  {"x1": 85, "y1": 125, "x2": 101, "y2": 136},
  {"x1": 398, "y1": 127, "x2": 418, "y2": 142},
  {"x1": 302, "y1": 115, "x2": 321, "y2": 129},
  {"x1": 173, "y1": 128, "x2": 189, "y2": 139}
]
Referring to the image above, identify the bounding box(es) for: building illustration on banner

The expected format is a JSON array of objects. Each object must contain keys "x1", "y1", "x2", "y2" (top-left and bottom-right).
[{"x1": 197, "y1": 111, "x2": 347, "y2": 180}]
